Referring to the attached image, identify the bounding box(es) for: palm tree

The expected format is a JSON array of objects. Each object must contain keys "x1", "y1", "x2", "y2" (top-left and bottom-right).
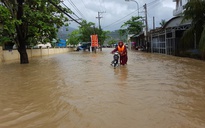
[
  {"x1": 182, "y1": 0, "x2": 205, "y2": 59},
  {"x1": 159, "y1": 19, "x2": 166, "y2": 27}
]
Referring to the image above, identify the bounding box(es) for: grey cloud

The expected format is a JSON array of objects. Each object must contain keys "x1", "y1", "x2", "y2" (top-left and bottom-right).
[{"x1": 66, "y1": 0, "x2": 175, "y2": 31}]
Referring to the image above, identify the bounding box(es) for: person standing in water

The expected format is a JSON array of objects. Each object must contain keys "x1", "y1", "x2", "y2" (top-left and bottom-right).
[{"x1": 111, "y1": 41, "x2": 128, "y2": 65}]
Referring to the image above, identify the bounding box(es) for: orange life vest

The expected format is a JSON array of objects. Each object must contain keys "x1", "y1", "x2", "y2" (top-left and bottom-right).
[{"x1": 118, "y1": 45, "x2": 125, "y2": 53}]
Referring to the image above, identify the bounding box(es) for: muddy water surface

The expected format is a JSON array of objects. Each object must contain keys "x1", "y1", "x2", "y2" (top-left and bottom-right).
[{"x1": 0, "y1": 48, "x2": 205, "y2": 128}]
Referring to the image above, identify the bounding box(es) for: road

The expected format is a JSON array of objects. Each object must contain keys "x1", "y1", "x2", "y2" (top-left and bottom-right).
[{"x1": 0, "y1": 48, "x2": 205, "y2": 128}]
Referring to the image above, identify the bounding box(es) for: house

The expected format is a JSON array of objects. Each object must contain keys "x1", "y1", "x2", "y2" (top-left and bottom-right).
[
  {"x1": 151, "y1": 16, "x2": 191, "y2": 55},
  {"x1": 150, "y1": 0, "x2": 191, "y2": 55},
  {"x1": 173, "y1": 0, "x2": 188, "y2": 17},
  {"x1": 130, "y1": 32, "x2": 145, "y2": 50},
  {"x1": 129, "y1": 0, "x2": 191, "y2": 54}
]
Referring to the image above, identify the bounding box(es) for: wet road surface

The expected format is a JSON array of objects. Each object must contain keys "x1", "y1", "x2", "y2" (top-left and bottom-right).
[{"x1": 0, "y1": 48, "x2": 205, "y2": 128}]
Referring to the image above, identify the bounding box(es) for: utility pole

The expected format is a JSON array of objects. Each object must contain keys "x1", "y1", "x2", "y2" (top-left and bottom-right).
[
  {"x1": 143, "y1": 4, "x2": 149, "y2": 52},
  {"x1": 96, "y1": 11, "x2": 105, "y2": 51},
  {"x1": 96, "y1": 11, "x2": 105, "y2": 29},
  {"x1": 153, "y1": 16, "x2": 155, "y2": 29}
]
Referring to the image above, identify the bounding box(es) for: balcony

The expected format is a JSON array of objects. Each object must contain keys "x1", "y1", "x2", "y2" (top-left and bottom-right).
[{"x1": 173, "y1": 6, "x2": 183, "y2": 16}]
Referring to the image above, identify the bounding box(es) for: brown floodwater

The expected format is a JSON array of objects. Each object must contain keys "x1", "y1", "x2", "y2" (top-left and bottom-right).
[{"x1": 0, "y1": 48, "x2": 205, "y2": 128}]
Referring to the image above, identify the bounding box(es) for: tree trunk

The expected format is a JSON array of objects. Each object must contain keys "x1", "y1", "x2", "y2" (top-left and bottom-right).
[
  {"x1": 17, "y1": 0, "x2": 29, "y2": 64},
  {"x1": 18, "y1": 42, "x2": 29, "y2": 64}
]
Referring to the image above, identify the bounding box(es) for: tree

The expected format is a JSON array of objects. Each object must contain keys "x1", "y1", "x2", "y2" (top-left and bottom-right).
[
  {"x1": 67, "y1": 30, "x2": 80, "y2": 46},
  {"x1": 96, "y1": 29, "x2": 110, "y2": 46},
  {"x1": 78, "y1": 20, "x2": 110, "y2": 46},
  {"x1": 0, "y1": 4, "x2": 16, "y2": 45},
  {"x1": 118, "y1": 29, "x2": 127, "y2": 40},
  {"x1": 121, "y1": 16, "x2": 144, "y2": 35},
  {"x1": 0, "y1": 0, "x2": 70, "y2": 64},
  {"x1": 182, "y1": 0, "x2": 205, "y2": 59},
  {"x1": 159, "y1": 19, "x2": 166, "y2": 27},
  {"x1": 78, "y1": 20, "x2": 95, "y2": 42},
  {"x1": 108, "y1": 39, "x2": 117, "y2": 46}
]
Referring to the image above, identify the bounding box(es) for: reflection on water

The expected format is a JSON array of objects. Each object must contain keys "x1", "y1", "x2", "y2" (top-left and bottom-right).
[
  {"x1": 114, "y1": 66, "x2": 128, "y2": 85},
  {"x1": 0, "y1": 48, "x2": 205, "y2": 128}
]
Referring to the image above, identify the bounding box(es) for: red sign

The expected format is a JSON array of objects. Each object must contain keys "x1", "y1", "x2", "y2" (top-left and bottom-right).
[{"x1": 91, "y1": 34, "x2": 98, "y2": 47}]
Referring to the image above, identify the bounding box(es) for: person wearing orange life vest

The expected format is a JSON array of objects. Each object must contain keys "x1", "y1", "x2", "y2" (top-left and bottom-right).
[{"x1": 111, "y1": 41, "x2": 128, "y2": 65}]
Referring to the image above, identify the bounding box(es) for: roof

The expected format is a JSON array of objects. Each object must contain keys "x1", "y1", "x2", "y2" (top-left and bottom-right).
[
  {"x1": 163, "y1": 16, "x2": 191, "y2": 29},
  {"x1": 130, "y1": 31, "x2": 144, "y2": 38}
]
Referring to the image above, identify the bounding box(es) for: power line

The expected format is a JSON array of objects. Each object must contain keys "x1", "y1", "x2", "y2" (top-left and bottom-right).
[
  {"x1": 103, "y1": 18, "x2": 130, "y2": 30},
  {"x1": 102, "y1": 0, "x2": 162, "y2": 30},
  {"x1": 66, "y1": 0, "x2": 86, "y2": 19},
  {"x1": 61, "y1": 2, "x2": 82, "y2": 21},
  {"x1": 102, "y1": 9, "x2": 138, "y2": 29},
  {"x1": 147, "y1": 0, "x2": 161, "y2": 10},
  {"x1": 47, "y1": 0, "x2": 81, "y2": 25},
  {"x1": 146, "y1": 0, "x2": 160, "y2": 19},
  {"x1": 147, "y1": 0, "x2": 160, "y2": 7},
  {"x1": 80, "y1": 0, "x2": 89, "y2": 11}
]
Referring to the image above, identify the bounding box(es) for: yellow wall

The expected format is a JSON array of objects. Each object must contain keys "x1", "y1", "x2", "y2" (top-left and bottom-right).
[{"x1": 0, "y1": 46, "x2": 75, "y2": 62}]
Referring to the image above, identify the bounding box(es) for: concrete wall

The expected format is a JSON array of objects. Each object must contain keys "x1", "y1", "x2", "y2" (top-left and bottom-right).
[
  {"x1": 0, "y1": 46, "x2": 75, "y2": 62},
  {"x1": 0, "y1": 46, "x2": 2, "y2": 62}
]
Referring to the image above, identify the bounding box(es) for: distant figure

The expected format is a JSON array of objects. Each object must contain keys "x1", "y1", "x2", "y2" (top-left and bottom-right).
[{"x1": 111, "y1": 41, "x2": 128, "y2": 65}]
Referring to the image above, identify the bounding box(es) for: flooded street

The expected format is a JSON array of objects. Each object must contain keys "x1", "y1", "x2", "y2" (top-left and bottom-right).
[{"x1": 0, "y1": 48, "x2": 205, "y2": 128}]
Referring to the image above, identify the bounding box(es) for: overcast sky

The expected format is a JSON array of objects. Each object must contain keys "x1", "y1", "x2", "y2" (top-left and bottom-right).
[{"x1": 62, "y1": 0, "x2": 175, "y2": 31}]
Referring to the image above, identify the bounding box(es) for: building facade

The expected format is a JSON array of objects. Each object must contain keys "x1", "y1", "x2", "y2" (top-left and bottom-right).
[
  {"x1": 151, "y1": 16, "x2": 191, "y2": 55},
  {"x1": 173, "y1": 0, "x2": 189, "y2": 16},
  {"x1": 127, "y1": 0, "x2": 191, "y2": 55},
  {"x1": 149, "y1": 0, "x2": 191, "y2": 56}
]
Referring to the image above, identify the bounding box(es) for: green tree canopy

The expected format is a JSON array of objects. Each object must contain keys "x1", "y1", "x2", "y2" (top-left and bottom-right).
[
  {"x1": 118, "y1": 29, "x2": 127, "y2": 40},
  {"x1": 159, "y1": 19, "x2": 166, "y2": 27},
  {"x1": 78, "y1": 20, "x2": 95, "y2": 42},
  {"x1": 96, "y1": 29, "x2": 110, "y2": 46},
  {"x1": 67, "y1": 30, "x2": 80, "y2": 46},
  {"x1": 108, "y1": 39, "x2": 117, "y2": 46},
  {"x1": 0, "y1": 0, "x2": 71, "y2": 63},
  {"x1": 121, "y1": 16, "x2": 144, "y2": 35},
  {"x1": 78, "y1": 20, "x2": 110, "y2": 46},
  {"x1": 182, "y1": 0, "x2": 205, "y2": 59}
]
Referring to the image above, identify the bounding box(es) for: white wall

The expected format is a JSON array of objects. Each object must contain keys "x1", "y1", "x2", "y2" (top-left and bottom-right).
[
  {"x1": 173, "y1": 0, "x2": 188, "y2": 16},
  {"x1": 0, "y1": 47, "x2": 75, "y2": 62}
]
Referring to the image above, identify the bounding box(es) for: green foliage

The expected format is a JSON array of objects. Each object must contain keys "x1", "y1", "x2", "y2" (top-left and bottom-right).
[
  {"x1": 108, "y1": 39, "x2": 117, "y2": 46},
  {"x1": 0, "y1": 5, "x2": 16, "y2": 45},
  {"x1": 159, "y1": 19, "x2": 166, "y2": 27},
  {"x1": 121, "y1": 16, "x2": 144, "y2": 35},
  {"x1": 97, "y1": 29, "x2": 110, "y2": 45},
  {"x1": 182, "y1": 0, "x2": 205, "y2": 59},
  {"x1": 23, "y1": 0, "x2": 69, "y2": 45},
  {"x1": 181, "y1": 27, "x2": 195, "y2": 50},
  {"x1": 67, "y1": 30, "x2": 80, "y2": 46},
  {"x1": 118, "y1": 29, "x2": 127, "y2": 39},
  {"x1": 0, "y1": 0, "x2": 70, "y2": 46},
  {"x1": 78, "y1": 20, "x2": 110, "y2": 46},
  {"x1": 78, "y1": 20, "x2": 95, "y2": 42},
  {"x1": 199, "y1": 26, "x2": 205, "y2": 58}
]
